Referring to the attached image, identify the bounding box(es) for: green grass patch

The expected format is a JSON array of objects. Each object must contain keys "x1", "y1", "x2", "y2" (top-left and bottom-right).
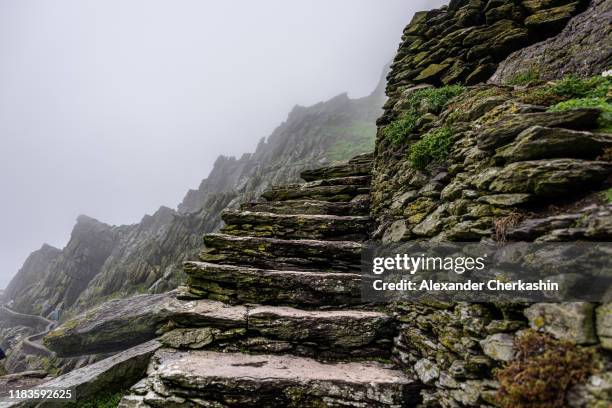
[
  {"x1": 549, "y1": 97, "x2": 612, "y2": 132},
  {"x1": 550, "y1": 74, "x2": 611, "y2": 99},
  {"x1": 508, "y1": 70, "x2": 540, "y2": 86},
  {"x1": 383, "y1": 85, "x2": 464, "y2": 145},
  {"x1": 383, "y1": 111, "x2": 420, "y2": 146},
  {"x1": 408, "y1": 126, "x2": 453, "y2": 170}
]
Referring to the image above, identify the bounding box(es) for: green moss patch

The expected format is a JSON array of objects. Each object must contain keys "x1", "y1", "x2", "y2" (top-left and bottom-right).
[
  {"x1": 383, "y1": 85, "x2": 464, "y2": 145},
  {"x1": 408, "y1": 126, "x2": 453, "y2": 170},
  {"x1": 508, "y1": 70, "x2": 541, "y2": 86},
  {"x1": 496, "y1": 330, "x2": 596, "y2": 408}
]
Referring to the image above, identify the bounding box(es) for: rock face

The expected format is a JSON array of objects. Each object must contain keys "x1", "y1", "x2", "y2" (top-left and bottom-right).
[
  {"x1": 491, "y1": 0, "x2": 612, "y2": 82},
  {"x1": 369, "y1": 1, "x2": 612, "y2": 406},
  {"x1": 380, "y1": 0, "x2": 587, "y2": 126}
]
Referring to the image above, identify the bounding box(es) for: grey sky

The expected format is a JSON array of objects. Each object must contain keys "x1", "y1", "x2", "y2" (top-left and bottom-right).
[{"x1": 0, "y1": 0, "x2": 446, "y2": 287}]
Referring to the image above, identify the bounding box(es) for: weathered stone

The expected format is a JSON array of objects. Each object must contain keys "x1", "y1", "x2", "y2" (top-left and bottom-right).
[
  {"x1": 262, "y1": 180, "x2": 370, "y2": 202},
  {"x1": 126, "y1": 350, "x2": 421, "y2": 407},
  {"x1": 488, "y1": 159, "x2": 611, "y2": 197},
  {"x1": 159, "y1": 327, "x2": 244, "y2": 349},
  {"x1": 415, "y1": 358, "x2": 440, "y2": 384},
  {"x1": 184, "y1": 262, "x2": 361, "y2": 306},
  {"x1": 201, "y1": 233, "x2": 362, "y2": 272},
  {"x1": 240, "y1": 199, "x2": 369, "y2": 216},
  {"x1": 477, "y1": 109, "x2": 602, "y2": 150},
  {"x1": 567, "y1": 371, "x2": 612, "y2": 408},
  {"x1": 248, "y1": 306, "x2": 393, "y2": 357},
  {"x1": 300, "y1": 154, "x2": 373, "y2": 181},
  {"x1": 221, "y1": 210, "x2": 371, "y2": 241},
  {"x1": 479, "y1": 333, "x2": 515, "y2": 362},
  {"x1": 507, "y1": 213, "x2": 581, "y2": 240},
  {"x1": 412, "y1": 204, "x2": 449, "y2": 237},
  {"x1": 492, "y1": 0, "x2": 612, "y2": 82},
  {"x1": 382, "y1": 220, "x2": 410, "y2": 243},
  {"x1": 44, "y1": 293, "x2": 246, "y2": 357},
  {"x1": 414, "y1": 63, "x2": 451, "y2": 82},
  {"x1": 524, "y1": 2, "x2": 578, "y2": 30},
  {"x1": 20, "y1": 341, "x2": 160, "y2": 406},
  {"x1": 494, "y1": 126, "x2": 612, "y2": 163},
  {"x1": 596, "y1": 303, "x2": 612, "y2": 350},
  {"x1": 477, "y1": 193, "x2": 532, "y2": 206},
  {"x1": 524, "y1": 302, "x2": 597, "y2": 344}
]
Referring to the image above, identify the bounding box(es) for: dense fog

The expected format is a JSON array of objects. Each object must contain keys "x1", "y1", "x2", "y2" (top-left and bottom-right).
[{"x1": 0, "y1": 0, "x2": 446, "y2": 287}]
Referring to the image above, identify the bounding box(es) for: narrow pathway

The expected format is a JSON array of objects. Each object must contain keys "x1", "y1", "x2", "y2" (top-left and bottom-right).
[
  {"x1": 120, "y1": 153, "x2": 422, "y2": 407},
  {"x1": 1, "y1": 306, "x2": 56, "y2": 358}
]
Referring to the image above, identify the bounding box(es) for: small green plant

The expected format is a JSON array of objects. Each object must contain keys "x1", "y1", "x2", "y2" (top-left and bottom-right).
[
  {"x1": 508, "y1": 70, "x2": 540, "y2": 86},
  {"x1": 73, "y1": 391, "x2": 125, "y2": 408},
  {"x1": 383, "y1": 85, "x2": 464, "y2": 145},
  {"x1": 383, "y1": 111, "x2": 420, "y2": 145},
  {"x1": 600, "y1": 187, "x2": 612, "y2": 203},
  {"x1": 550, "y1": 74, "x2": 611, "y2": 99},
  {"x1": 408, "y1": 126, "x2": 453, "y2": 170},
  {"x1": 496, "y1": 330, "x2": 596, "y2": 408},
  {"x1": 549, "y1": 97, "x2": 612, "y2": 132}
]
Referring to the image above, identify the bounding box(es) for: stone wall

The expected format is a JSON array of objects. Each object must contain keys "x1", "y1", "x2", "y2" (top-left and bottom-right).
[{"x1": 372, "y1": 0, "x2": 611, "y2": 406}]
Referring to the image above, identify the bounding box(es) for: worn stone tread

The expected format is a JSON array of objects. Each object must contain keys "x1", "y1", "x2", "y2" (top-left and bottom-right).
[
  {"x1": 240, "y1": 199, "x2": 370, "y2": 216},
  {"x1": 221, "y1": 210, "x2": 371, "y2": 240},
  {"x1": 301, "y1": 155, "x2": 373, "y2": 182},
  {"x1": 262, "y1": 183, "x2": 370, "y2": 202},
  {"x1": 184, "y1": 261, "x2": 363, "y2": 306},
  {"x1": 44, "y1": 293, "x2": 393, "y2": 358},
  {"x1": 200, "y1": 233, "x2": 362, "y2": 272},
  {"x1": 125, "y1": 349, "x2": 419, "y2": 407}
]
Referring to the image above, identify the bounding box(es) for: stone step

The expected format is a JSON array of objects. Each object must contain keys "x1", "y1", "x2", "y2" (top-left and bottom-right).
[
  {"x1": 301, "y1": 153, "x2": 374, "y2": 182},
  {"x1": 239, "y1": 199, "x2": 370, "y2": 216},
  {"x1": 221, "y1": 210, "x2": 372, "y2": 241},
  {"x1": 200, "y1": 233, "x2": 362, "y2": 272},
  {"x1": 120, "y1": 349, "x2": 420, "y2": 408},
  {"x1": 44, "y1": 293, "x2": 394, "y2": 360},
  {"x1": 262, "y1": 180, "x2": 370, "y2": 202},
  {"x1": 184, "y1": 261, "x2": 362, "y2": 306}
]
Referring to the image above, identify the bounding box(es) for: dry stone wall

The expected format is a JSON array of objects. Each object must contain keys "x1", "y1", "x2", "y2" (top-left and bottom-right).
[{"x1": 372, "y1": 0, "x2": 612, "y2": 406}]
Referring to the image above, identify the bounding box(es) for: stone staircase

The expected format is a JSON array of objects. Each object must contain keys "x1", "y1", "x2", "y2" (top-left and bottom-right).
[{"x1": 119, "y1": 153, "x2": 421, "y2": 407}]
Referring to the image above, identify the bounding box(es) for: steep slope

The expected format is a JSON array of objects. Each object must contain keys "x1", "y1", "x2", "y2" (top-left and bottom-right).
[{"x1": 3, "y1": 71, "x2": 385, "y2": 320}]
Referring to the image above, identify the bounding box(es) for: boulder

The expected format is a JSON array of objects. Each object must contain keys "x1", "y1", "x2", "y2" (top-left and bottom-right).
[
  {"x1": 492, "y1": 0, "x2": 612, "y2": 82},
  {"x1": 488, "y1": 159, "x2": 611, "y2": 197},
  {"x1": 477, "y1": 109, "x2": 602, "y2": 150},
  {"x1": 494, "y1": 126, "x2": 612, "y2": 163}
]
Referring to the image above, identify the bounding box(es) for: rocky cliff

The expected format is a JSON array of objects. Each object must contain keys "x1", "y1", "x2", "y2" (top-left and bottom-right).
[
  {"x1": 3, "y1": 1, "x2": 611, "y2": 406},
  {"x1": 0, "y1": 71, "x2": 385, "y2": 375}
]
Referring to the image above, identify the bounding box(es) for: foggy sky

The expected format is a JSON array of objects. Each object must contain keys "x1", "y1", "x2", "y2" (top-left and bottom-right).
[{"x1": 0, "y1": 0, "x2": 446, "y2": 288}]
